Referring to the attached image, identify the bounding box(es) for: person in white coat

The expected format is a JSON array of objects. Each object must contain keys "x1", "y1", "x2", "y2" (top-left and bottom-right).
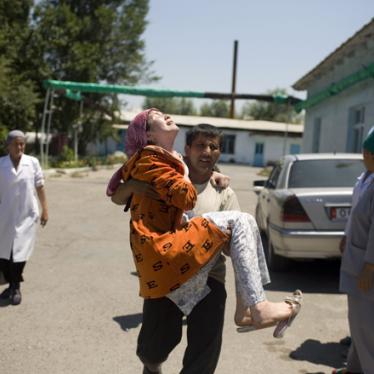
[{"x1": 0, "y1": 130, "x2": 48, "y2": 305}]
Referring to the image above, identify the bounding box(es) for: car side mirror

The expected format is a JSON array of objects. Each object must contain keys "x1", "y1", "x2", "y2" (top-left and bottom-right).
[{"x1": 253, "y1": 180, "x2": 266, "y2": 195}]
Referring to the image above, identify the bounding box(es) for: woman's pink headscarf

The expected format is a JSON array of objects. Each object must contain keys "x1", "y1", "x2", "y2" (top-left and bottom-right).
[
  {"x1": 106, "y1": 108, "x2": 157, "y2": 196},
  {"x1": 125, "y1": 108, "x2": 157, "y2": 158}
]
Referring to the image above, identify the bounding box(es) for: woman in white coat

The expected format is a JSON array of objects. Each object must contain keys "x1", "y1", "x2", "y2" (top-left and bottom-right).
[{"x1": 0, "y1": 130, "x2": 48, "y2": 305}]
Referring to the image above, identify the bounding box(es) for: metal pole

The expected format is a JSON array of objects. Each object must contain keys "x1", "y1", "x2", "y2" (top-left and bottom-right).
[
  {"x1": 230, "y1": 40, "x2": 238, "y2": 119},
  {"x1": 45, "y1": 90, "x2": 55, "y2": 167},
  {"x1": 74, "y1": 99, "x2": 83, "y2": 161},
  {"x1": 40, "y1": 88, "x2": 51, "y2": 167}
]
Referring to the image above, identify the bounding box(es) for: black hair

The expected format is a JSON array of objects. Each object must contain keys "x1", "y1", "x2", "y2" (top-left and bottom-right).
[{"x1": 185, "y1": 123, "x2": 223, "y2": 147}]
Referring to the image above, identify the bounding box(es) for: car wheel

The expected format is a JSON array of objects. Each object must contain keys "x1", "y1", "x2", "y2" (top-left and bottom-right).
[{"x1": 264, "y1": 231, "x2": 290, "y2": 272}]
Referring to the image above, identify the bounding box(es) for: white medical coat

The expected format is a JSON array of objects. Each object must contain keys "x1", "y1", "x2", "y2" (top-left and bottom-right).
[{"x1": 0, "y1": 154, "x2": 44, "y2": 262}]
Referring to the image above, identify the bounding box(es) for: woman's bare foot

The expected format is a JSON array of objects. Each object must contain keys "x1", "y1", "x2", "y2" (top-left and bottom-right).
[
  {"x1": 250, "y1": 300, "x2": 293, "y2": 329},
  {"x1": 235, "y1": 290, "x2": 303, "y2": 337},
  {"x1": 234, "y1": 294, "x2": 291, "y2": 328},
  {"x1": 234, "y1": 294, "x2": 253, "y2": 326}
]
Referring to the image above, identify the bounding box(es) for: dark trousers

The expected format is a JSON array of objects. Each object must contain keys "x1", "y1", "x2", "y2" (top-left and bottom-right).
[
  {"x1": 137, "y1": 277, "x2": 227, "y2": 374},
  {"x1": 0, "y1": 252, "x2": 26, "y2": 288}
]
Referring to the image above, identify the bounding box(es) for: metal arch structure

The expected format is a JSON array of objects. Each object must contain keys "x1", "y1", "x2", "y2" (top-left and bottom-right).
[{"x1": 40, "y1": 79, "x2": 303, "y2": 166}]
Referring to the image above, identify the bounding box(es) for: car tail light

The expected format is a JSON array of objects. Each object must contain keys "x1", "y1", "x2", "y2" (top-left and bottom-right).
[{"x1": 281, "y1": 195, "x2": 310, "y2": 222}]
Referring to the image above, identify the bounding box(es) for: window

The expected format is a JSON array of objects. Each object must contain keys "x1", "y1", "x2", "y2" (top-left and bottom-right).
[
  {"x1": 352, "y1": 106, "x2": 365, "y2": 153},
  {"x1": 347, "y1": 106, "x2": 366, "y2": 153},
  {"x1": 221, "y1": 135, "x2": 235, "y2": 154},
  {"x1": 352, "y1": 126, "x2": 364, "y2": 153},
  {"x1": 266, "y1": 165, "x2": 281, "y2": 189},
  {"x1": 353, "y1": 106, "x2": 365, "y2": 125},
  {"x1": 288, "y1": 159, "x2": 364, "y2": 188},
  {"x1": 255, "y1": 143, "x2": 264, "y2": 155},
  {"x1": 312, "y1": 118, "x2": 321, "y2": 152}
]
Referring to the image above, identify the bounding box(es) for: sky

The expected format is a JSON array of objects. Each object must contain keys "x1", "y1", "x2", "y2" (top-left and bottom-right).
[{"x1": 125, "y1": 0, "x2": 374, "y2": 112}]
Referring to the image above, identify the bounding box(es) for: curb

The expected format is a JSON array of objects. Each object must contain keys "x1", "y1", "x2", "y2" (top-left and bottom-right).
[{"x1": 43, "y1": 164, "x2": 122, "y2": 177}]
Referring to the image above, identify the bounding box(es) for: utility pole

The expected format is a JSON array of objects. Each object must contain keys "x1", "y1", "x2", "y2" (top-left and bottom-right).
[
  {"x1": 73, "y1": 99, "x2": 84, "y2": 161},
  {"x1": 230, "y1": 40, "x2": 238, "y2": 119}
]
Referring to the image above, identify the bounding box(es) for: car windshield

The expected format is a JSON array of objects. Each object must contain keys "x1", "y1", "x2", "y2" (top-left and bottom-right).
[{"x1": 288, "y1": 159, "x2": 365, "y2": 188}]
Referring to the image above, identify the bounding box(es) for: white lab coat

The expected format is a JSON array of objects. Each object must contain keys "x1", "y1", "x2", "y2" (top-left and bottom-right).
[{"x1": 0, "y1": 154, "x2": 44, "y2": 262}]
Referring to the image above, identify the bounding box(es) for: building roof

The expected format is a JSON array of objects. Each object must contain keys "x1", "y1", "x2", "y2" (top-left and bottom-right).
[
  {"x1": 293, "y1": 18, "x2": 374, "y2": 90},
  {"x1": 113, "y1": 111, "x2": 303, "y2": 134}
]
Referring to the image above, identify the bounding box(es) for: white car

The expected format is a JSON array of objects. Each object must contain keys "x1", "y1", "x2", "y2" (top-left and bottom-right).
[{"x1": 253, "y1": 153, "x2": 364, "y2": 271}]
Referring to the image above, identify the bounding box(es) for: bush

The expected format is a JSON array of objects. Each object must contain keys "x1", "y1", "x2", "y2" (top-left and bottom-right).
[
  {"x1": 49, "y1": 150, "x2": 127, "y2": 169},
  {"x1": 105, "y1": 151, "x2": 127, "y2": 165},
  {"x1": 58, "y1": 146, "x2": 75, "y2": 162}
]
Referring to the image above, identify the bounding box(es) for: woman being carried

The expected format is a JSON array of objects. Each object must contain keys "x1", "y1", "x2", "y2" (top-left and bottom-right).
[{"x1": 108, "y1": 108, "x2": 302, "y2": 337}]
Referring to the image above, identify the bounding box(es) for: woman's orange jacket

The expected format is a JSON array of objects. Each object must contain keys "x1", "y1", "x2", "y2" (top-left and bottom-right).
[{"x1": 122, "y1": 146, "x2": 229, "y2": 298}]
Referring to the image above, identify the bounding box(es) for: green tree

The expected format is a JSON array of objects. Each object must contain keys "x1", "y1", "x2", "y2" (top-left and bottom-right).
[
  {"x1": 25, "y1": 0, "x2": 157, "y2": 154},
  {"x1": 142, "y1": 97, "x2": 196, "y2": 115},
  {"x1": 241, "y1": 88, "x2": 303, "y2": 124},
  {"x1": 0, "y1": 0, "x2": 39, "y2": 147},
  {"x1": 200, "y1": 100, "x2": 230, "y2": 118}
]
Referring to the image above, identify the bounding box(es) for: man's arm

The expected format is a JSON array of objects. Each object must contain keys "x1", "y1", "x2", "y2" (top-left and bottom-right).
[
  {"x1": 358, "y1": 262, "x2": 374, "y2": 292},
  {"x1": 221, "y1": 187, "x2": 241, "y2": 211}
]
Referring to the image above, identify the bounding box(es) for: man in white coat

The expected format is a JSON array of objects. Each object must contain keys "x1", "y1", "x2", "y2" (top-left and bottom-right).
[
  {"x1": 338, "y1": 127, "x2": 374, "y2": 373},
  {"x1": 0, "y1": 130, "x2": 48, "y2": 305}
]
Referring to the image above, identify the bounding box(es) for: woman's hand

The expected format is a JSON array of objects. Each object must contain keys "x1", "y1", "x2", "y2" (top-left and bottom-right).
[
  {"x1": 211, "y1": 171, "x2": 230, "y2": 189},
  {"x1": 221, "y1": 225, "x2": 232, "y2": 256},
  {"x1": 111, "y1": 179, "x2": 160, "y2": 205}
]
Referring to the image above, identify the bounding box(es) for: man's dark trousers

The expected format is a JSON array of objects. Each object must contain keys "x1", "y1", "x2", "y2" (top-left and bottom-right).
[{"x1": 137, "y1": 277, "x2": 227, "y2": 374}]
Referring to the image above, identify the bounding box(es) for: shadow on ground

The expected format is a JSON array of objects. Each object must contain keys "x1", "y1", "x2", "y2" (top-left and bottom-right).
[
  {"x1": 0, "y1": 299, "x2": 11, "y2": 307},
  {"x1": 113, "y1": 313, "x2": 142, "y2": 331},
  {"x1": 290, "y1": 338, "x2": 347, "y2": 372},
  {"x1": 264, "y1": 260, "x2": 341, "y2": 294}
]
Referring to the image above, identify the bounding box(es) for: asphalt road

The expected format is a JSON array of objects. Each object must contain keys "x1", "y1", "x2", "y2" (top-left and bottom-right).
[{"x1": 0, "y1": 164, "x2": 350, "y2": 374}]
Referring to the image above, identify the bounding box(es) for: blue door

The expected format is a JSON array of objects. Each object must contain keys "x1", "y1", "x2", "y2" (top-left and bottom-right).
[
  {"x1": 289, "y1": 144, "x2": 300, "y2": 154},
  {"x1": 254, "y1": 143, "x2": 264, "y2": 166},
  {"x1": 117, "y1": 129, "x2": 126, "y2": 151}
]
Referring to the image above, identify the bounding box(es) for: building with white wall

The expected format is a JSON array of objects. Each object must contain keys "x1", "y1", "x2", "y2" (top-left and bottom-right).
[
  {"x1": 293, "y1": 19, "x2": 374, "y2": 153},
  {"x1": 110, "y1": 112, "x2": 303, "y2": 166}
]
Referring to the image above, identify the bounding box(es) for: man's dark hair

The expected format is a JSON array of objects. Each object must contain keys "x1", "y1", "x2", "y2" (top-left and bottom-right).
[{"x1": 185, "y1": 123, "x2": 223, "y2": 147}]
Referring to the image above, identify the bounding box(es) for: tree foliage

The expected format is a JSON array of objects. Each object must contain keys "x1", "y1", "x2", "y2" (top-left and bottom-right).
[
  {"x1": 241, "y1": 88, "x2": 303, "y2": 124},
  {"x1": 142, "y1": 97, "x2": 196, "y2": 115},
  {"x1": 200, "y1": 100, "x2": 230, "y2": 118},
  {"x1": 0, "y1": 0, "x2": 156, "y2": 154},
  {"x1": 0, "y1": 0, "x2": 39, "y2": 151}
]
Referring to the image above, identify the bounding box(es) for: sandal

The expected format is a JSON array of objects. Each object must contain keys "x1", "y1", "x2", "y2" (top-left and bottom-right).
[
  {"x1": 273, "y1": 289, "x2": 303, "y2": 338},
  {"x1": 236, "y1": 325, "x2": 256, "y2": 333}
]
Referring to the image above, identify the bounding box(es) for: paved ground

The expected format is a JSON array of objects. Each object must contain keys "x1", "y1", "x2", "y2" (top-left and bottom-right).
[{"x1": 0, "y1": 164, "x2": 350, "y2": 374}]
